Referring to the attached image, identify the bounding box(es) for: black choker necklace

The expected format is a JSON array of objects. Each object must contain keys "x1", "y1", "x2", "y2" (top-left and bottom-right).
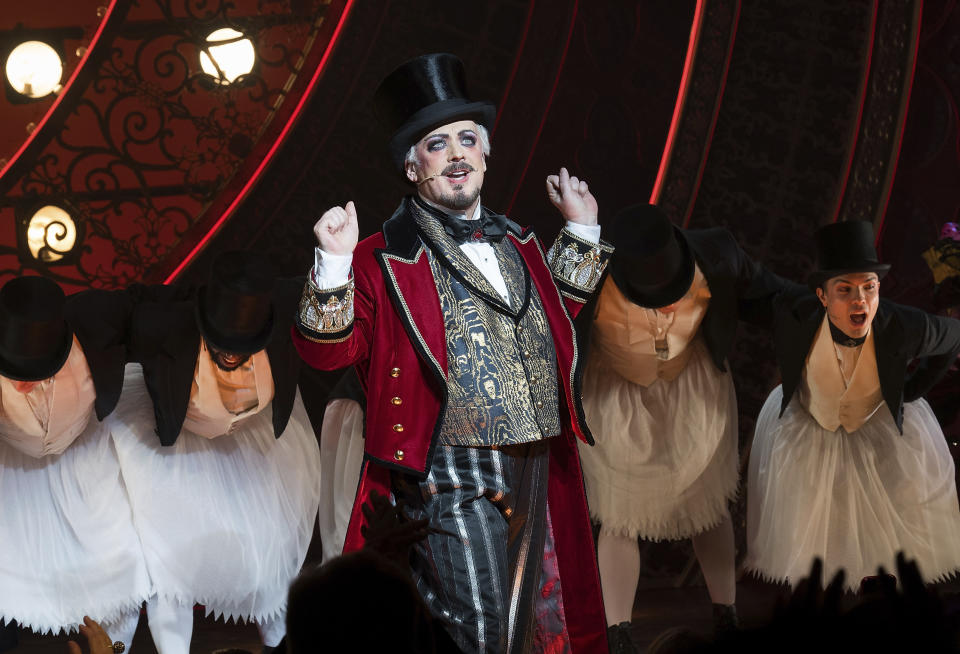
[{"x1": 829, "y1": 320, "x2": 866, "y2": 347}]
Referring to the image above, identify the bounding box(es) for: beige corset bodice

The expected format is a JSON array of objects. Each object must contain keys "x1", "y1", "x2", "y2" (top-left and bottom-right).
[
  {"x1": 0, "y1": 337, "x2": 96, "y2": 457},
  {"x1": 182, "y1": 341, "x2": 275, "y2": 439},
  {"x1": 799, "y1": 315, "x2": 884, "y2": 433},
  {"x1": 590, "y1": 265, "x2": 711, "y2": 386}
]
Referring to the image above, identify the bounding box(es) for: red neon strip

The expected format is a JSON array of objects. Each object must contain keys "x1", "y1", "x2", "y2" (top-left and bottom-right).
[
  {"x1": 681, "y1": 0, "x2": 740, "y2": 227},
  {"x1": 875, "y1": 0, "x2": 923, "y2": 244},
  {"x1": 830, "y1": 0, "x2": 879, "y2": 223},
  {"x1": 649, "y1": 0, "x2": 706, "y2": 203},
  {"x1": 493, "y1": 0, "x2": 536, "y2": 136},
  {"x1": 0, "y1": 0, "x2": 120, "y2": 184},
  {"x1": 505, "y1": 0, "x2": 579, "y2": 215},
  {"x1": 164, "y1": 0, "x2": 356, "y2": 283}
]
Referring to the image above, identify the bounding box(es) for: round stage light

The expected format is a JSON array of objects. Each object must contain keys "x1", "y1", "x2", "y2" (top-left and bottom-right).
[
  {"x1": 5, "y1": 41, "x2": 63, "y2": 98},
  {"x1": 199, "y1": 28, "x2": 255, "y2": 84},
  {"x1": 26, "y1": 205, "x2": 77, "y2": 262}
]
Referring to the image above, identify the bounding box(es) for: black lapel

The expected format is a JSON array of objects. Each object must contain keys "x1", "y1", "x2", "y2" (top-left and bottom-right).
[
  {"x1": 381, "y1": 197, "x2": 424, "y2": 258},
  {"x1": 495, "y1": 237, "x2": 532, "y2": 319},
  {"x1": 776, "y1": 292, "x2": 824, "y2": 415},
  {"x1": 65, "y1": 289, "x2": 132, "y2": 421},
  {"x1": 266, "y1": 278, "x2": 304, "y2": 438},
  {"x1": 686, "y1": 231, "x2": 732, "y2": 372},
  {"x1": 870, "y1": 301, "x2": 905, "y2": 431},
  {"x1": 141, "y1": 302, "x2": 200, "y2": 445}
]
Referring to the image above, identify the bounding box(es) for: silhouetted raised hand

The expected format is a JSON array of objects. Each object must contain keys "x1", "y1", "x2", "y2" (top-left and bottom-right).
[{"x1": 360, "y1": 490, "x2": 431, "y2": 566}]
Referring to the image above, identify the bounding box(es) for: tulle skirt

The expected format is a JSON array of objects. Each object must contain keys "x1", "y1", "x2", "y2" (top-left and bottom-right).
[
  {"x1": 746, "y1": 386, "x2": 960, "y2": 590},
  {"x1": 317, "y1": 398, "x2": 365, "y2": 563},
  {"x1": 0, "y1": 419, "x2": 151, "y2": 633},
  {"x1": 109, "y1": 365, "x2": 322, "y2": 622},
  {"x1": 577, "y1": 342, "x2": 739, "y2": 540}
]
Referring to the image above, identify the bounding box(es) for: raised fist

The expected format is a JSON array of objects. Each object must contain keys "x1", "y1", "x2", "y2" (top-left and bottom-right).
[
  {"x1": 313, "y1": 201, "x2": 359, "y2": 255},
  {"x1": 546, "y1": 167, "x2": 599, "y2": 226}
]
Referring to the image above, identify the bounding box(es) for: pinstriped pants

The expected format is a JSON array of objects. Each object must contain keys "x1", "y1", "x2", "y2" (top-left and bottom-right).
[{"x1": 393, "y1": 440, "x2": 551, "y2": 654}]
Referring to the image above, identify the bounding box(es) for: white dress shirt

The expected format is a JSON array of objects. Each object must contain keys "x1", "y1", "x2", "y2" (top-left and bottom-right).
[
  {"x1": 182, "y1": 340, "x2": 275, "y2": 439},
  {"x1": 0, "y1": 338, "x2": 96, "y2": 457}
]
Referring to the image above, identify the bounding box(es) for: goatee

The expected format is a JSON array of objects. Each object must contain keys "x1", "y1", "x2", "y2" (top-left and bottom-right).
[{"x1": 439, "y1": 185, "x2": 480, "y2": 212}]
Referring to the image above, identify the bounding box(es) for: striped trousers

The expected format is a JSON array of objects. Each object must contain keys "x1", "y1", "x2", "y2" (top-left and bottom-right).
[{"x1": 393, "y1": 440, "x2": 554, "y2": 653}]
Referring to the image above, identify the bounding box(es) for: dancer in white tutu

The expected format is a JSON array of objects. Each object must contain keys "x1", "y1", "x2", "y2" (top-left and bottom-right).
[
  {"x1": 0, "y1": 277, "x2": 150, "y2": 651},
  {"x1": 110, "y1": 251, "x2": 322, "y2": 654},
  {"x1": 576, "y1": 204, "x2": 786, "y2": 651},
  {"x1": 746, "y1": 220, "x2": 960, "y2": 590},
  {"x1": 316, "y1": 367, "x2": 365, "y2": 563}
]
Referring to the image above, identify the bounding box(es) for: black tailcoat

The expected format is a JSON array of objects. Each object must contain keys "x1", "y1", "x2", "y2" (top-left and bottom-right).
[
  {"x1": 772, "y1": 290, "x2": 960, "y2": 433},
  {"x1": 63, "y1": 289, "x2": 135, "y2": 422},
  {"x1": 128, "y1": 278, "x2": 305, "y2": 446},
  {"x1": 577, "y1": 226, "x2": 789, "y2": 372},
  {"x1": 63, "y1": 284, "x2": 191, "y2": 421}
]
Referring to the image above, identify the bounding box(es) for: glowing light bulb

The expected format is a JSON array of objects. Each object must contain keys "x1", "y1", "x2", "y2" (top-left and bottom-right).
[
  {"x1": 5, "y1": 41, "x2": 63, "y2": 98},
  {"x1": 26, "y1": 206, "x2": 77, "y2": 262},
  {"x1": 199, "y1": 28, "x2": 255, "y2": 84}
]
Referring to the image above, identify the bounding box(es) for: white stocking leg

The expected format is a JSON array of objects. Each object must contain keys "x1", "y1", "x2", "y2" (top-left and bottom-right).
[
  {"x1": 257, "y1": 611, "x2": 286, "y2": 647},
  {"x1": 597, "y1": 530, "x2": 641, "y2": 625},
  {"x1": 691, "y1": 515, "x2": 736, "y2": 606},
  {"x1": 100, "y1": 607, "x2": 141, "y2": 652},
  {"x1": 145, "y1": 596, "x2": 193, "y2": 654}
]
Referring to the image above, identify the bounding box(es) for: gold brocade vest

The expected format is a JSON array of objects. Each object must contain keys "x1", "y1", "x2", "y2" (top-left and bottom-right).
[
  {"x1": 590, "y1": 267, "x2": 711, "y2": 386},
  {"x1": 414, "y1": 206, "x2": 561, "y2": 448},
  {"x1": 799, "y1": 315, "x2": 884, "y2": 433},
  {"x1": 182, "y1": 341, "x2": 275, "y2": 439},
  {"x1": 0, "y1": 337, "x2": 96, "y2": 458}
]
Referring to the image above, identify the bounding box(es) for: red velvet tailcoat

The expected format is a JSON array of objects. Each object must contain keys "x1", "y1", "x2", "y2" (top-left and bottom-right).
[{"x1": 293, "y1": 202, "x2": 608, "y2": 652}]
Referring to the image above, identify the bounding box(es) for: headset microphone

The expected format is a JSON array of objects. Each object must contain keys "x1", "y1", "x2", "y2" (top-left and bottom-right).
[{"x1": 416, "y1": 173, "x2": 441, "y2": 185}]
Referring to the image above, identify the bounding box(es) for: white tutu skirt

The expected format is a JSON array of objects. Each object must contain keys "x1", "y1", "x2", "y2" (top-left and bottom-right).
[
  {"x1": 577, "y1": 342, "x2": 739, "y2": 540},
  {"x1": 0, "y1": 420, "x2": 151, "y2": 633},
  {"x1": 746, "y1": 386, "x2": 960, "y2": 590},
  {"x1": 317, "y1": 398, "x2": 365, "y2": 563},
  {"x1": 110, "y1": 365, "x2": 322, "y2": 623}
]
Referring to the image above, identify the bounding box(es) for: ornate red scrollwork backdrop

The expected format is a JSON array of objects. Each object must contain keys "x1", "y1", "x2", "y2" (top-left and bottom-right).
[{"x1": 0, "y1": 0, "x2": 350, "y2": 292}]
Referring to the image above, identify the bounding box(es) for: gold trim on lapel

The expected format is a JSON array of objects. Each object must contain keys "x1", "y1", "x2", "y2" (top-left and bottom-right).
[{"x1": 377, "y1": 246, "x2": 447, "y2": 382}]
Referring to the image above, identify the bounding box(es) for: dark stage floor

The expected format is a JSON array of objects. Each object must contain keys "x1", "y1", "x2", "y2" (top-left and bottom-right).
[
  {"x1": 9, "y1": 576, "x2": 960, "y2": 652},
  {"x1": 0, "y1": 577, "x2": 794, "y2": 653}
]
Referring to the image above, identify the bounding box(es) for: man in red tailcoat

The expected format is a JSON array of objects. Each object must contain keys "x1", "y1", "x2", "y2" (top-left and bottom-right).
[{"x1": 292, "y1": 53, "x2": 612, "y2": 653}]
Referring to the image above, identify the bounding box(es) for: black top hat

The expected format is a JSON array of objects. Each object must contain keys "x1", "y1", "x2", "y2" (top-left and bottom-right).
[
  {"x1": 607, "y1": 204, "x2": 696, "y2": 309},
  {"x1": 0, "y1": 276, "x2": 73, "y2": 382},
  {"x1": 196, "y1": 251, "x2": 275, "y2": 355},
  {"x1": 373, "y1": 53, "x2": 497, "y2": 171},
  {"x1": 808, "y1": 220, "x2": 890, "y2": 289}
]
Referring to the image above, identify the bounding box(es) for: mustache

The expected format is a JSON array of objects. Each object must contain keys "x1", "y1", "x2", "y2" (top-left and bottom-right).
[{"x1": 442, "y1": 162, "x2": 475, "y2": 175}]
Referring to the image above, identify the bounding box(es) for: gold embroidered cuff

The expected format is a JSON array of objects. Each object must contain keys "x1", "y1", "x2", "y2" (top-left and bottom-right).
[
  {"x1": 296, "y1": 277, "x2": 355, "y2": 343},
  {"x1": 546, "y1": 229, "x2": 614, "y2": 301}
]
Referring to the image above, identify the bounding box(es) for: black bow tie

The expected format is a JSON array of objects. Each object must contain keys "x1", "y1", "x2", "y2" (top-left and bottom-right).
[
  {"x1": 829, "y1": 319, "x2": 866, "y2": 347},
  {"x1": 414, "y1": 197, "x2": 507, "y2": 244}
]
